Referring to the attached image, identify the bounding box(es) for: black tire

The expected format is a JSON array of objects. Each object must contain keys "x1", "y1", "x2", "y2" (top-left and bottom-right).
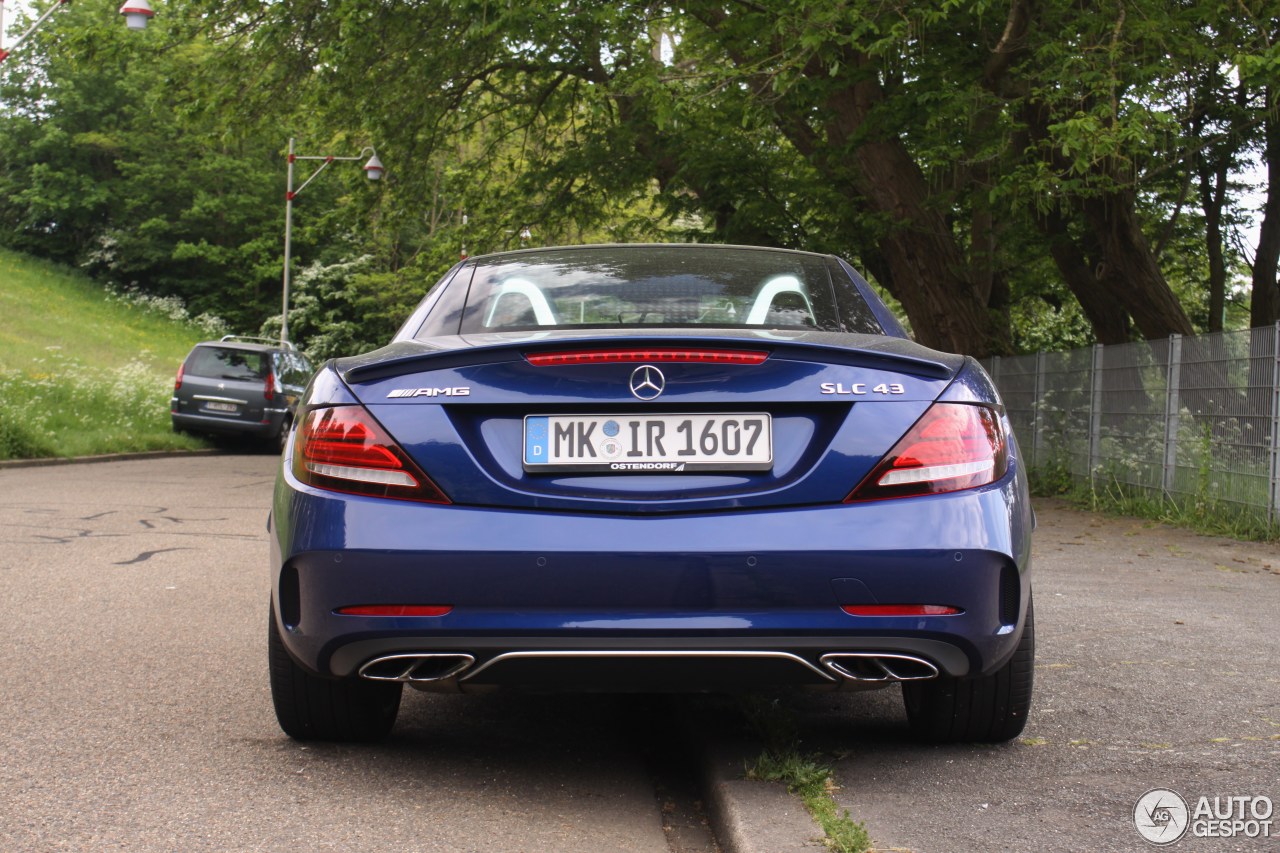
[
  {"x1": 272, "y1": 416, "x2": 292, "y2": 454},
  {"x1": 268, "y1": 608, "x2": 402, "y2": 742},
  {"x1": 903, "y1": 593, "x2": 1035, "y2": 743}
]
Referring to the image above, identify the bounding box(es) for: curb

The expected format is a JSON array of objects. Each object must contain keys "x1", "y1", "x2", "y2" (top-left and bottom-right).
[
  {"x1": 697, "y1": 729, "x2": 826, "y2": 853},
  {"x1": 0, "y1": 448, "x2": 225, "y2": 470}
]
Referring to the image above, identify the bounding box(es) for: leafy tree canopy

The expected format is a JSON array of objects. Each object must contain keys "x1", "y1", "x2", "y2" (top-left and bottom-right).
[{"x1": 1, "y1": 0, "x2": 1276, "y2": 358}]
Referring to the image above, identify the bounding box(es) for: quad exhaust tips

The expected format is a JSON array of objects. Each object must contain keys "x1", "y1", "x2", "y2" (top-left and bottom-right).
[
  {"x1": 820, "y1": 653, "x2": 939, "y2": 682},
  {"x1": 357, "y1": 650, "x2": 939, "y2": 685},
  {"x1": 359, "y1": 653, "x2": 475, "y2": 683}
]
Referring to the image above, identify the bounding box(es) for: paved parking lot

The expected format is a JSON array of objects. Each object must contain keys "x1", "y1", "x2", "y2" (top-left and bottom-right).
[
  {"x1": 0, "y1": 456, "x2": 681, "y2": 852},
  {"x1": 785, "y1": 501, "x2": 1280, "y2": 852},
  {"x1": 2, "y1": 457, "x2": 1275, "y2": 852}
]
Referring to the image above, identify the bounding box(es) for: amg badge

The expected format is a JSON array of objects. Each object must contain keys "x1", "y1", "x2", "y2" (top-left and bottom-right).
[{"x1": 387, "y1": 387, "x2": 471, "y2": 398}]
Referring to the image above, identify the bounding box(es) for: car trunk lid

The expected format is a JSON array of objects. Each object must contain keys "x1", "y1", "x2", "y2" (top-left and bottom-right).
[{"x1": 336, "y1": 331, "x2": 962, "y2": 513}]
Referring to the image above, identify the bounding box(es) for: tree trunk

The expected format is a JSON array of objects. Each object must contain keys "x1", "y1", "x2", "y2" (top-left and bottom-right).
[
  {"x1": 1195, "y1": 150, "x2": 1229, "y2": 332},
  {"x1": 1020, "y1": 94, "x2": 1194, "y2": 342},
  {"x1": 1080, "y1": 192, "x2": 1195, "y2": 340},
  {"x1": 808, "y1": 66, "x2": 1012, "y2": 356},
  {"x1": 688, "y1": 7, "x2": 1012, "y2": 357},
  {"x1": 1252, "y1": 86, "x2": 1280, "y2": 328},
  {"x1": 1037, "y1": 210, "x2": 1131, "y2": 344}
]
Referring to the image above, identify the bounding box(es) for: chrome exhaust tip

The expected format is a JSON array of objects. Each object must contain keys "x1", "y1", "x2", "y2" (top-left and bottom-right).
[
  {"x1": 359, "y1": 653, "x2": 475, "y2": 683},
  {"x1": 820, "y1": 653, "x2": 939, "y2": 682}
]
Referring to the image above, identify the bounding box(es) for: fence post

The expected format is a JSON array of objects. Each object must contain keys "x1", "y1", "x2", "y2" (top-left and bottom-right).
[
  {"x1": 1270, "y1": 322, "x2": 1280, "y2": 525},
  {"x1": 1088, "y1": 344, "x2": 1104, "y2": 487},
  {"x1": 1032, "y1": 351, "x2": 1046, "y2": 469},
  {"x1": 1163, "y1": 334, "x2": 1182, "y2": 499}
]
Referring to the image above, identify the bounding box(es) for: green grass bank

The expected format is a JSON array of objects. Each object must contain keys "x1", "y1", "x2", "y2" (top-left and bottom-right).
[{"x1": 0, "y1": 249, "x2": 213, "y2": 460}]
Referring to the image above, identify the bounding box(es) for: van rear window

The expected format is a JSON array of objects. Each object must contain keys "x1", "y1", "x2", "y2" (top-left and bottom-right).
[{"x1": 186, "y1": 347, "x2": 268, "y2": 381}]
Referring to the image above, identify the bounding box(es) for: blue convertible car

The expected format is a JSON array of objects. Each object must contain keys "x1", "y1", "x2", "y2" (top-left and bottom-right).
[{"x1": 268, "y1": 244, "x2": 1034, "y2": 743}]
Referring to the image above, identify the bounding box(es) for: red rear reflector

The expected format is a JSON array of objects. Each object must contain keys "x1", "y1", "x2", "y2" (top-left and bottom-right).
[
  {"x1": 526, "y1": 348, "x2": 768, "y2": 366},
  {"x1": 337, "y1": 605, "x2": 453, "y2": 617},
  {"x1": 294, "y1": 406, "x2": 450, "y2": 503},
  {"x1": 841, "y1": 605, "x2": 962, "y2": 616},
  {"x1": 846, "y1": 403, "x2": 1008, "y2": 501}
]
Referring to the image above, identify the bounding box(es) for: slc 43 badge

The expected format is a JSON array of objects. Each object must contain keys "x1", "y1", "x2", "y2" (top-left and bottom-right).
[{"x1": 819, "y1": 382, "x2": 905, "y2": 396}]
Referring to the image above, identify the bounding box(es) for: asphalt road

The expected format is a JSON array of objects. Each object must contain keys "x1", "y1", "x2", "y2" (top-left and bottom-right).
[
  {"x1": 0, "y1": 455, "x2": 710, "y2": 852},
  {"x1": 2, "y1": 456, "x2": 1277, "y2": 852},
  {"x1": 786, "y1": 502, "x2": 1280, "y2": 853}
]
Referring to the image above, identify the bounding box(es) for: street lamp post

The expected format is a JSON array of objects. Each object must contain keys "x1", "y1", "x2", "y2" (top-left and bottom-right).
[
  {"x1": 0, "y1": 0, "x2": 152, "y2": 62},
  {"x1": 280, "y1": 137, "x2": 383, "y2": 346}
]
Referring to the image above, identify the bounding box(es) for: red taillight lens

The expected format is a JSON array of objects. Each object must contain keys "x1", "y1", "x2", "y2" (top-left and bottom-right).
[
  {"x1": 846, "y1": 403, "x2": 1007, "y2": 501},
  {"x1": 264, "y1": 372, "x2": 278, "y2": 402},
  {"x1": 293, "y1": 406, "x2": 450, "y2": 503},
  {"x1": 174, "y1": 363, "x2": 185, "y2": 391},
  {"x1": 526, "y1": 348, "x2": 769, "y2": 366}
]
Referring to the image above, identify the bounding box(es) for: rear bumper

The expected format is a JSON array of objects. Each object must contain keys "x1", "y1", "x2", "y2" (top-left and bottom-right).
[
  {"x1": 171, "y1": 409, "x2": 285, "y2": 437},
  {"x1": 325, "y1": 635, "x2": 972, "y2": 692},
  {"x1": 270, "y1": 465, "x2": 1033, "y2": 689}
]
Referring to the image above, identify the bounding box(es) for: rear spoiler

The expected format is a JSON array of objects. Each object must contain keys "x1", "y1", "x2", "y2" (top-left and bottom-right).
[{"x1": 341, "y1": 333, "x2": 960, "y2": 384}]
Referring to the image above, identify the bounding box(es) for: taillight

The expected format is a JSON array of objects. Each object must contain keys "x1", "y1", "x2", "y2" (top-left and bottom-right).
[
  {"x1": 264, "y1": 372, "x2": 279, "y2": 402},
  {"x1": 293, "y1": 406, "x2": 450, "y2": 503},
  {"x1": 845, "y1": 403, "x2": 1007, "y2": 501},
  {"x1": 526, "y1": 348, "x2": 769, "y2": 366},
  {"x1": 336, "y1": 605, "x2": 453, "y2": 617},
  {"x1": 174, "y1": 363, "x2": 185, "y2": 391},
  {"x1": 841, "y1": 605, "x2": 963, "y2": 616}
]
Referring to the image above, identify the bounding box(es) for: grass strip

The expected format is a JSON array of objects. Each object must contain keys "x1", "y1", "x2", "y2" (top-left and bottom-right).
[
  {"x1": 1031, "y1": 468, "x2": 1280, "y2": 543},
  {"x1": 740, "y1": 697, "x2": 871, "y2": 853}
]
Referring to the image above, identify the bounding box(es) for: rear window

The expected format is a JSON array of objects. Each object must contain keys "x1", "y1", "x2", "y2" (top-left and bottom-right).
[
  {"x1": 274, "y1": 351, "x2": 314, "y2": 387},
  {"x1": 186, "y1": 347, "x2": 269, "y2": 381},
  {"x1": 424, "y1": 247, "x2": 883, "y2": 337}
]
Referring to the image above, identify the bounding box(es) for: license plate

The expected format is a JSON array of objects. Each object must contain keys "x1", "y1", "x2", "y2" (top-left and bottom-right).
[
  {"x1": 524, "y1": 413, "x2": 772, "y2": 472},
  {"x1": 204, "y1": 402, "x2": 239, "y2": 413}
]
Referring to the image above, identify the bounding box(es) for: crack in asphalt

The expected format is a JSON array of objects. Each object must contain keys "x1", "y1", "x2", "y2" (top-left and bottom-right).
[{"x1": 113, "y1": 547, "x2": 195, "y2": 565}]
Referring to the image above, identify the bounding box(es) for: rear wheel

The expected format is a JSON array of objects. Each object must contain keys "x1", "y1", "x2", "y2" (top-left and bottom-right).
[
  {"x1": 272, "y1": 416, "x2": 292, "y2": 454},
  {"x1": 268, "y1": 608, "x2": 402, "y2": 741},
  {"x1": 902, "y1": 593, "x2": 1035, "y2": 743}
]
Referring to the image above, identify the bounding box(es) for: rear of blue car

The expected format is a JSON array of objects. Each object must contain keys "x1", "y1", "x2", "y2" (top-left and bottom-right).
[{"x1": 268, "y1": 245, "x2": 1034, "y2": 743}]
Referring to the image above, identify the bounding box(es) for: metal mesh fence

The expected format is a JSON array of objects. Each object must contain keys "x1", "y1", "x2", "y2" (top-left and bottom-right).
[{"x1": 983, "y1": 323, "x2": 1280, "y2": 525}]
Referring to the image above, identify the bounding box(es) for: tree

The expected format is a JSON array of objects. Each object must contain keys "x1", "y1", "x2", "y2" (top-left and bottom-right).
[
  {"x1": 1241, "y1": 19, "x2": 1280, "y2": 328},
  {"x1": 5, "y1": 0, "x2": 1275, "y2": 355},
  {"x1": 0, "y1": 6, "x2": 294, "y2": 330}
]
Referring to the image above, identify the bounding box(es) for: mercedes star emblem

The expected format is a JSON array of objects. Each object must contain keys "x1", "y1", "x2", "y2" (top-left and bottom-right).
[{"x1": 629, "y1": 365, "x2": 665, "y2": 401}]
